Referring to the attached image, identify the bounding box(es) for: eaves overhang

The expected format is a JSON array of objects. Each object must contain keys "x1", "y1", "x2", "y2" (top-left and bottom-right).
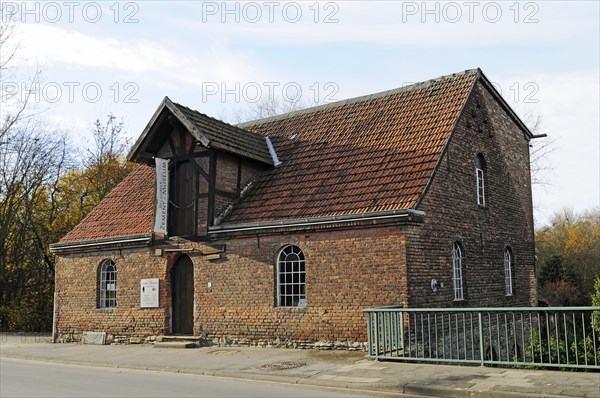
[
  {"x1": 208, "y1": 209, "x2": 425, "y2": 237},
  {"x1": 127, "y1": 96, "x2": 209, "y2": 163},
  {"x1": 128, "y1": 97, "x2": 277, "y2": 166},
  {"x1": 50, "y1": 234, "x2": 153, "y2": 255}
]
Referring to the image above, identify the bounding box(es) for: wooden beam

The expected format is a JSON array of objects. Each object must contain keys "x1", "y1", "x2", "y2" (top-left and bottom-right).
[
  {"x1": 194, "y1": 166, "x2": 199, "y2": 237},
  {"x1": 167, "y1": 135, "x2": 177, "y2": 160},
  {"x1": 188, "y1": 139, "x2": 197, "y2": 156},
  {"x1": 215, "y1": 189, "x2": 239, "y2": 199},
  {"x1": 178, "y1": 128, "x2": 186, "y2": 156},
  {"x1": 236, "y1": 157, "x2": 242, "y2": 192},
  {"x1": 207, "y1": 152, "x2": 217, "y2": 227}
]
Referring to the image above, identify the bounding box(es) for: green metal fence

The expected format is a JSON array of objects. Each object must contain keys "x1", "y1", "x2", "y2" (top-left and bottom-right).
[{"x1": 363, "y1": 306, "x2": 600, "y2": 370}]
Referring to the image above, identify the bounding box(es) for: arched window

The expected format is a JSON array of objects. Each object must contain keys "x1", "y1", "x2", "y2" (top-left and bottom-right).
[
  {"x1": 475, "y1": 154, "x2": 486, "y2": 206},
  {"x1": 504, "y1": 247, "x2": 513, "y2": 296},
  {"x1": 98, "y1": 259, "x2": 116, "y2": 308},
  {"x1": 277, "y1": 245, "x2": 306, "y2": 307},
  {"x1": 452, "y1": 242, "x2": 464, "y2": 300}
]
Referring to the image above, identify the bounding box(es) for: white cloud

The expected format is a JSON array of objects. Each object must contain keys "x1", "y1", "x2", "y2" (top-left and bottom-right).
[
  {"x1": 170, "y1": 1, "x2": 596, "y2": 47},
  {"x1": 14, "y1": 23, "x2": 266, "y2": 89}
]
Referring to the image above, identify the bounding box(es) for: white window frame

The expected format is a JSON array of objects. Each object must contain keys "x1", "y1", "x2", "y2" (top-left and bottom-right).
[
  {"x1": 452, "y1": 243, "x2": 464, "y2": 301},
  {"x1": 476, "y1": 168, "x2": 485, "y2": 206},
  {"x1": 476, "y1": 154, "x2": 486, "y2": 206},
  {"x1": 276, "y1": 245, "x2": 306, "y2": 307},
  {"x1": 504, "y1": 248, "x2": 513, "y2": 296},
  {"x1": 99, "y1": 259, "x2": 116, "y2": 309}
]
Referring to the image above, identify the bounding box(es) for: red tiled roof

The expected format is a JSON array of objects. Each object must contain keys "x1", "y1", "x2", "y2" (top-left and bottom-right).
[
  {"x1": 59, "y1": 69, "x2": 480, "y2": 243},
  {"x1": 59, "y1": 165, "x2": 155, "y2": 243},
  {"x1": 224, "y1": 69, "x2": 478, "y2": 223}
]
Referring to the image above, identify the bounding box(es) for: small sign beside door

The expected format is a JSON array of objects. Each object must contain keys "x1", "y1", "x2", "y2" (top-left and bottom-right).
[{"x1": 140, "y1": 278, "x2": 159, "y2": 308}]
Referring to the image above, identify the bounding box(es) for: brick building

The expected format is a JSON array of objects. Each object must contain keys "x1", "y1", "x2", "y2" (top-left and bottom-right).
[{"x1": 50, "y1": 69, "x2": 537, "y2": 346}]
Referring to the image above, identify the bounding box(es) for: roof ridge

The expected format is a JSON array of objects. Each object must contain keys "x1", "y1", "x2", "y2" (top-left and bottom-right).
[
  {"x1": 237, "y1": 68, "x2": 479, "y2": 128},
  {"x1": 172, "y1": 101, "x2": 259, "y2": 136},
  {"x1": 170, "y1": 100, "x2": 276, "y2": 165}
]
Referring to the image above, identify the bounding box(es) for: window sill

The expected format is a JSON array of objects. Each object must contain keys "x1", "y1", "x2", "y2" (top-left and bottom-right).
[{"x1": 274, "y1": 306, "x2": 307, "y2": 310}]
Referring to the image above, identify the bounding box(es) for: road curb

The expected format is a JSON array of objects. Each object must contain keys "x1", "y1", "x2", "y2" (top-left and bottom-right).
[
  {"x1": 1, "y1": 354, "x2": 408, "y2": 396},
  {"x1": 403, "y1": 384, "x2": 566, "y2": 398},
  {"x1": 1, "y1": 353, "x2": 596, "y2": 398}
]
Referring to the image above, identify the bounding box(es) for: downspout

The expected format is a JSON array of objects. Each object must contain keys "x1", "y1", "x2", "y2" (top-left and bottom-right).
[{"x1": 52, "y1": 291, "x2": 58, "y2": 343}]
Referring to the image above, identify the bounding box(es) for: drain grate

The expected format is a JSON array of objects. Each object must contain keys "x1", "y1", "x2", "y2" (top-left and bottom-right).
[
  {"x1": 207, "y1": 349, "x2": 239, "y2": 355},
  {"x1": 259, "y1": 361, "x2": 306, "y2": 370}
]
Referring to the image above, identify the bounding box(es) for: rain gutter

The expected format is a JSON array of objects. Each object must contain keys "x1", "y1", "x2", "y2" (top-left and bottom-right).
[
  {"x1": 50, "y1": 234, "x2": 153, "y2": 254},
  {"x1": 208, "y1": 209, "x2": 424, "y2": 235}
]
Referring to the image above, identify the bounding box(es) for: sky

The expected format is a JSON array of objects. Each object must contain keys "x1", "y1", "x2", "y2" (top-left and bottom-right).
[{"x1": 1, "y1": 0, "x2": 598, "y2": 227}]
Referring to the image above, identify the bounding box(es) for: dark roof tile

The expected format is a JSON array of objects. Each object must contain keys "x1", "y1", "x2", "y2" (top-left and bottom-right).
[{"x1": 172, "y1": 102, "x2": 274, "y2": 165}]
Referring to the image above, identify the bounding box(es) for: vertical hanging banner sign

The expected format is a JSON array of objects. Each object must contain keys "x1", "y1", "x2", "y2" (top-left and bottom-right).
[{"x1": 154, "y1": 158, "x2": 169, "y2": 234}]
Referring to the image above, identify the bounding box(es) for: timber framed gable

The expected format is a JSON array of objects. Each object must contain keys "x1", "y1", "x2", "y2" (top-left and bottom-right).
[{"x1": 128, "y1": 97, "x2": 276, "y2": 239}]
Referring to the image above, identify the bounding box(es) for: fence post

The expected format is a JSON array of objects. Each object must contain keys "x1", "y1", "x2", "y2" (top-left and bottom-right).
[
  {"x1": 374, "y1": 312, "x2": 380, "y2": 359},
  {"x1": 366, "y1": 312, "x2": 373, "y2": 356},
  {"x1": 400, "y1": 309, "x2": 405, "y2": 354},
  {"x1": 478, "y1": 312, "x2": 484, "y2": 366}
]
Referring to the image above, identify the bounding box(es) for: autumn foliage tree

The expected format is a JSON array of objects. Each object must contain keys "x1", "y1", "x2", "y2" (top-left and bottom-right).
[
  {"x1": 0, "y1": 126, "x2": 69, "y2": 331},
  {"x1": 0, "y1": 111, "x2": 132, "y2": 331},
  {"x1": 536, "y1": 208, "x2": 600, "y2": 306},
  {"x1": 49, "y1": 115, "x2": 134, "y2": 242},
  {"x1": 1, "y1": 14, "x2": 133, "y2": 332},
  {"x1": 1, "y1": 18, "x2": 66, "y2": 330}
]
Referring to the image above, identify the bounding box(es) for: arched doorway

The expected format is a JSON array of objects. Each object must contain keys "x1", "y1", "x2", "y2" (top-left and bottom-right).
[{"x1": 171, "y1": 255, "x2": 194, "y2": 335}]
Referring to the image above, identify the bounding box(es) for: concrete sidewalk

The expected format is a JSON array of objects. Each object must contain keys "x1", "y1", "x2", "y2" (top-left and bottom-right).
[{"x1": 1, "y1": 334, "x2": 598, "y2": 398}]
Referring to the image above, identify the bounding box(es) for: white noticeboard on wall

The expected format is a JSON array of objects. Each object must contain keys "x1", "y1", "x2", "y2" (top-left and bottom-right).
[{"x1": 140, "y1": 278, "x2": 159, "y2": 308}]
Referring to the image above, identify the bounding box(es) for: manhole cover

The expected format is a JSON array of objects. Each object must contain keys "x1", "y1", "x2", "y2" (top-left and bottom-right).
[
  {"x1": 259, "y1": 361, "x2": 306, "y2": 370},
  {"x1": 207, "y1": 349, "x2": 239, "y2": 355}
]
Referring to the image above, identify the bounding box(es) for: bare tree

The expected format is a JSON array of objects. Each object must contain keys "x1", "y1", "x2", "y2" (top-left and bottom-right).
[
  {"x1": 229, "y1": 94, "x2": 310, "y2": 124},
  {"x1": 520, "y1": 112, "x2": 556, "y2": 187},
  {"x1": 0, "y1": 107, "x2": 70, "y2": 331},
  {"x1": 0, "y1": 19, "x2": 69, "y2": 331},
  {"x1": 0, "y1": 20, "x2": 133, "y2": 331},
  {"x1": 0, "y1": 18, "x2": 18, "y2": 72},
  {"x1": 81, "y1": 114, "x2": 132, "y2": 202},
  {"x1": 0, "y1": 19, "x2": 43, "y2": 142}
]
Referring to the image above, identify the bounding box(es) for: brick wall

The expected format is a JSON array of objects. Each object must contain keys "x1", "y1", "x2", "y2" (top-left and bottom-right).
[
  {"x1": 198, "y1": 227, "x2": 407, "y2": 343},
  {"x1": 213, "y1": 152, "x2": 261, "y2": 225},
  {"x1": 54, "y1": 247, "x2": 170, "y2": 342},
  {"x1": 405, "y1": 80, "x2": 537, "y2": 308},
  {"x1": 55, "y1": 226, "x2": 409, "y2": 344}
]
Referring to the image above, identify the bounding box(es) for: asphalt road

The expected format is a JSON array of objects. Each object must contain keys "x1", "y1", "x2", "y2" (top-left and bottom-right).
[{"x1": 0, "y1": 358, "x2": 387, "y2": 398}]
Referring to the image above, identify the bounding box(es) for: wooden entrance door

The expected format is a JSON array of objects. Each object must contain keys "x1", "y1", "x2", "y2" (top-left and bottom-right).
[
  {"x1": 171, "y1": 255, "x2": 194, "y2": 335},
  {"x1": 169, "y1": 160, "x2": 197, "y2": 237}
]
